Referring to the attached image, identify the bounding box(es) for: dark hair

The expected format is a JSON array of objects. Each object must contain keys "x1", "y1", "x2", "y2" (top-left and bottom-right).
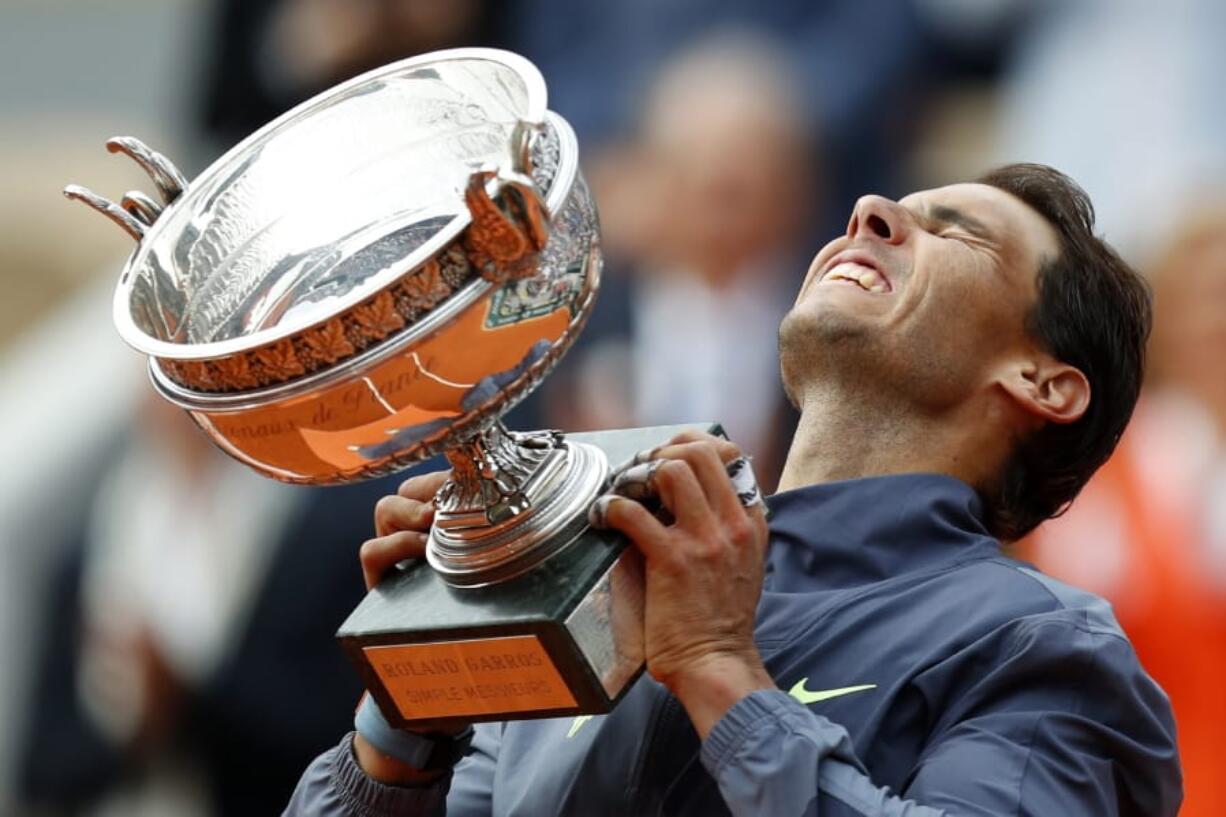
[{"x1": 975, "y1": 163, "x2": 1152, "y2": 541}]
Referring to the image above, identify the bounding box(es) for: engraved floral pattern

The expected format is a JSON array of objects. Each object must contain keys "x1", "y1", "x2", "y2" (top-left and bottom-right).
[
  {"x1": 356, "y1": 290, "x2": 406, "y2": 338},
  {"x1": 463, "y1": 172, "x2": 544, "y2": 282},
  {"x1": 210, "y1": 354, "x2": 260, "y2": 390},
  {"x1": 438, "y1": 246, "x2": 472, "y2": 288},
  {"x1": 301, "y1": 317, "x2": 355, "y2": 366},
  {"x1": 403, "y1": 259, "x2": 451, "y2": 309},
  {"x1": 253, "y1": 339, "x2": 305, "y2": 382},
  {"x1": 159, "y1": 152, "x2": 573, "y2": 395},
  {"x1": 169, "y1": 360, "x2": 214, "y2": 390}
]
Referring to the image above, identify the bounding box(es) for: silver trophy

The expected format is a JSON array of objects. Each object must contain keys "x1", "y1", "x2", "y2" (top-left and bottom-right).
[{"x1": 66, "y1": 49, "x2": 708, "y2": 726}]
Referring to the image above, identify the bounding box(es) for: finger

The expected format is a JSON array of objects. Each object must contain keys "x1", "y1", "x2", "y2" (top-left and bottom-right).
[
  {"x1": 737, "y1": 492, "x2": 770, "y2": 554},
  {"x1": 654, "y1": 441, "x2": 745, "y2": 523},
  {"x1": 662, "y1": 431, "x2": 742, "y2": 464},
  {"x1": 749, "y1": 503, "x2": 770, "y2": 547},
  {"x1": 609, "y1": 459, "x2": 665, "y2": 504},
  {"x1": 397, "y1": 470, "x2": 450, "y2": 501},
  {"x1": 650, "y1": 459, "x2": 715, "y2": 532},
  {"x1": 594, "y1": 495, "x2": 675, "y2": 563},
  {"x1": 374, "y1": 494, "x2": 435, "y2": 537},
  {"x1": 725, "y1": 456, "x2": 766, "y2": 515},
  {"x1": 360, "y1": 530, "x2": 429, "y2": 590},
  {"x1": 607, "y1": 444, "x2": 664, "y2": 478},
  {"x1": 609, "y1": 431, "x2": 739, "y2": 477},
  {"x1": 725, "y1": 459, "x2": 770, "y2": 553}
]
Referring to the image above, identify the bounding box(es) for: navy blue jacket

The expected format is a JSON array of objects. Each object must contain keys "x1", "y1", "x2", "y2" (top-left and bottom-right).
[{"x1": 286, "y1": 474, "x2": 1181, "y2": 815}]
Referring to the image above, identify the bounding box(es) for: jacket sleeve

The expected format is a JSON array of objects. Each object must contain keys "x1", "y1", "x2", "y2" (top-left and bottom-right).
[
  {"x1": 282, "y1": 723, "x2": 501, "y2": 817},
  {"x1": 700, "y1": 620, "x2": 1181, "y2": 817},
  {"x1": 701, "y1": 691, "x2": 947, "y2": 816}
]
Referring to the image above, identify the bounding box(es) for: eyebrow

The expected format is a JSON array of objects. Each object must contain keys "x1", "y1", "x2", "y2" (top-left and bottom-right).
[{"x1": 924, "y1": 204, "x2": 992, "y2": 239}]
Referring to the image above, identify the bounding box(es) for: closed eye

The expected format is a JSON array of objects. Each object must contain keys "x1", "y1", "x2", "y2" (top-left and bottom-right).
[
  {"x1": 938, "y1": 228, "x2": 974, "y2": 241},
  {"x1": 926, "y1": 204, "x2": 992, "y2": 242}
]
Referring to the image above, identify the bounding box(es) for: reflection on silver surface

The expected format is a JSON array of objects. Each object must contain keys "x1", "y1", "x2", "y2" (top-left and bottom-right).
[
  {"x1": 115, "y1": 49, "x2": 547, "y2": 359},
  {"x1": 105, "y1": 136, "x2": 187, "y2": 206},
  {"x1": 429, "y1": 428, "x2": 609, "y2": 586},
  {"x1": 64, "y1": 183, "x2": 148, "y2": 240},
  {"x1": 565, "y1": 548, "x2": 646, "y2": 699},
  {"x1": 144, "y1": 138, "x2": 598, "y2": 484},
  {"x1": 120, "y1": 189, "x2": 163, "y2": 228},
  {"x1": 64, "y1": 135, "x2": 188, "y2": 240}
]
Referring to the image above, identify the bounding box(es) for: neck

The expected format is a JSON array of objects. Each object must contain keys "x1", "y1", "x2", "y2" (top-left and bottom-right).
[{"x1": 777, "y1": 386, "x2": 1004, "y2": 493}]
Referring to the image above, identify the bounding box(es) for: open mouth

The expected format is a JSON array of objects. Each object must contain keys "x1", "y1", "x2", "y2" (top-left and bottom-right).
[{"x1": 819, "y1": 252, "x2": 892, "y2": 293}]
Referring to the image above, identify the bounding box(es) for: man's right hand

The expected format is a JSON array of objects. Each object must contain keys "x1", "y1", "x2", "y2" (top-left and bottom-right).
[
  {"x1": 359, "y1": 470, "x2": 450, "y2": 591},
  {"x1": 354, "y1": 469, "x2": 466, "y2": 785}
]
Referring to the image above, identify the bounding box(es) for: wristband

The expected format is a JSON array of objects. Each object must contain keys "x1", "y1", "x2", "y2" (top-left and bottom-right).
[{"x1": 354, "y1": 694, "x2": 474, "y2": 771}]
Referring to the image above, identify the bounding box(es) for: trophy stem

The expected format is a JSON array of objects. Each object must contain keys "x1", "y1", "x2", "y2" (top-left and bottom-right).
[
  {"x1": 439, "y1": 422, "x2": 558, "y2": 526},
  {"x1": 428, "y1": 421, "x2": 609, "y2": 587}
]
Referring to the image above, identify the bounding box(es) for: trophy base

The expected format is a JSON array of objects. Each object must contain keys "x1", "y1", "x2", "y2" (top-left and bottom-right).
[{"x1": 336, "y1": 422, "x2": 718, "y2": 728}]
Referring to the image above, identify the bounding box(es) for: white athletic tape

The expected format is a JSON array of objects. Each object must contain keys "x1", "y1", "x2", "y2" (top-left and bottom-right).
[{"x1": 588, "y1": 453, "x2": 764, "y2": 530}]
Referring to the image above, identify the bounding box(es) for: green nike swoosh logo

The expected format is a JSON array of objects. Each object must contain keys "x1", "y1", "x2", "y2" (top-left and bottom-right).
[{"x1": 788, "y1": 679, "x2": 877, "y2": 705}]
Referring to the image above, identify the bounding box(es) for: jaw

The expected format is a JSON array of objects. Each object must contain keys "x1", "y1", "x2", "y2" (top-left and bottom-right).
[{"x1": 778, "y1": 302, "x2": 880, "y2": 409}]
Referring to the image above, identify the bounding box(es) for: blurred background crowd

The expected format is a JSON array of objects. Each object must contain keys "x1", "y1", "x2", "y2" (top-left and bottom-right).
[{"x1": 1, "y1": 0, "x2": 1224, "y2": 814}]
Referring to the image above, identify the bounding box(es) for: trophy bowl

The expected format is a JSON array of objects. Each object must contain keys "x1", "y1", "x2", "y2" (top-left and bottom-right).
[
  {"x1": 66, "y1": 48, "x2": 690, "y2": 726},
  {"x1": 68, "y1": 48, "x2": 608, "y2": 586}
]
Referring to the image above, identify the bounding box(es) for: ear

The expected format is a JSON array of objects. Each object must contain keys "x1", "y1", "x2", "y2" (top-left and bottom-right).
[{"x1": 997, "y1": 356, "x2": 1090, "y2": 426}]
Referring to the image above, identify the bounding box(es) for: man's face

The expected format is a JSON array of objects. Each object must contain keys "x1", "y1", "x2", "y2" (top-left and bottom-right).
[{"x1": 779, "y1": 183, "x2": 1061, "y2": 412}]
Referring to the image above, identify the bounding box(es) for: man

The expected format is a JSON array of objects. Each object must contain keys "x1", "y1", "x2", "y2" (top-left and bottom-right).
[
  {"x1": 1023, "y1": 211, "x2": 1226, "y2": 817},
  {"x1": 286, "y1": 164, "x2": 1181, "y2": 815}
]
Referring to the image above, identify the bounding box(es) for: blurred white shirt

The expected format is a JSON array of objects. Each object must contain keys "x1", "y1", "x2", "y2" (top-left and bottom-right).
[{"x1": 632, "y1": 260, "x2": 790, "y2": 461}]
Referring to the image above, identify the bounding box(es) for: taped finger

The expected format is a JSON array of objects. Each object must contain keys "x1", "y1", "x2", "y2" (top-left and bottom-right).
[
  {"x1": 610, "y1": 458, "x2": 666, "y2": 504},
  {"x1": 726, "y1": 457, "x2": 765, "y2": 512}
]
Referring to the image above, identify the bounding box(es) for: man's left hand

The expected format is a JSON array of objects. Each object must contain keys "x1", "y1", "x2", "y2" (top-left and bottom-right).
[{"x1": 595, "y1": 431, "x2": 775, "y2": 738}]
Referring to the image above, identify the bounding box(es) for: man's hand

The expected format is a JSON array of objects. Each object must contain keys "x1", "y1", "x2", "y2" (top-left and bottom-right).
[
  {"x1": 359, "y1": 470, "x2": 450, "y2": 590},
  {"x1": 597, "y1": 431, "x2": 775, "y2": 738},
  {"x1": 354, "y1": 469, "x2": 468, "y2": 785}
]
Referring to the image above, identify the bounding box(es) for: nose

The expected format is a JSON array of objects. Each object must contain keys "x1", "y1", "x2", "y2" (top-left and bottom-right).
[{"x1": 846, "y1": 195, "x2": 910, "y2": 245}]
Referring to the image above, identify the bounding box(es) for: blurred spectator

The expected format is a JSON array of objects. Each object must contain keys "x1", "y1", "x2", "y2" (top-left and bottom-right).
[
  {"x1": 12, "y1": 2, "x2": 479, "y2": 813},
  {"x1": 0, "y1": 280, "x2": 146, "y2": 815},
  {"x1": 16, "y1": 391, "x2": 401, "y2": 815},
  {"x1": 541, "y1": 34, "x2": 815, "y2": 487},
  {"x1": 503, "y1": 0, "x2": 931, "y2": 229},
  {"x1": 995, "y1": 0, "x2": 1226, "y2": 258},
  {"x1": 1022, "y1": 209, "x2": 1226, "y2": 817},
  {"x1": 199, "y1": 0, "x2": 506, "y2": 150}
]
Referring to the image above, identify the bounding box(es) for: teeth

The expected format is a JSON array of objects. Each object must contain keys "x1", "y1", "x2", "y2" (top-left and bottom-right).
[
  {"x1": 825, "y1": 261, "x2": 888, "y2": 292},
  {"x1": 857, "y1": 271, "x2": 888, "y2": 293}
]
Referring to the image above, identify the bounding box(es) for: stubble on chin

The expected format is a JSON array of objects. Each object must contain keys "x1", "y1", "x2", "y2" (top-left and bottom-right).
[{"x1": 777, "y1": 307, "x2": 875, "y2": 408}]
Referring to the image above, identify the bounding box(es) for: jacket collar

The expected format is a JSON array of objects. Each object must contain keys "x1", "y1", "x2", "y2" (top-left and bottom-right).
[{"x1": 764, "y1": 473, "x2": 999, "y2": 592}]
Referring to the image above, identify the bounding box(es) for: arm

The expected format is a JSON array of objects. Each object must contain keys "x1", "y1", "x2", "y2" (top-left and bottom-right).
[
  {"x1": 598, "y1": 434, "x2": 1180, "y2": 817},
  {"x1": 283, "y1": 471, "x2": 500, "y2": 817},
  {"x1": 695, "y1": 621, "x2": 1179, "y2": 816},
  {"x1": 701, "y1": 689, "x2": 945, "y2": 816},
  {"x1": 283, "y1": 724, "x2": 501, "y2": 817}
]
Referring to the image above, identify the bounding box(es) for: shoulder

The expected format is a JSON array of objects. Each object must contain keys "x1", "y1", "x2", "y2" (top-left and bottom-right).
[
  {"x1": 918, "y1": 553, "x2": 1174, "y2": 743},
  {"x1": 913, "y1": 557, "x2": 1182, "y2": 815},
  {"x1": 949, "y1": 552, "x2": 1126, "y2": 637},
  {"x1": 886, "y1": 540, "x2": 1126, "y2": 646},
  {"x1": 834, "y1": 543, "x2": 1132, "y2": 665},
  {"x1": 909, "y1": 551, "x2": 1171, "y2": 723}
]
